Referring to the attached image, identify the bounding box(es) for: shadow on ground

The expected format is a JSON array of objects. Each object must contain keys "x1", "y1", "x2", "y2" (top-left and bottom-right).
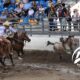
[{"x1": 23, "y1": 50, "x2": 72, "y2": 63}]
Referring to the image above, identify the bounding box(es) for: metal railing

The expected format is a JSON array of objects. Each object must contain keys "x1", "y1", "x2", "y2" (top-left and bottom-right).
[
  {"x1": 0, "y1": 17, "x2": 80, "y2": 36},
  {"x1": 14, "y1": 17, "x2": 80, "y2": 36}
]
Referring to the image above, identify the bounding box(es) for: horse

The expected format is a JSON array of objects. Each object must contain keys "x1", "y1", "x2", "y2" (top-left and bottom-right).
[
  {"x1": 0, "y1": 38, "x2": 14, "y2": 68},
  {"x1": 47, "y1": 35, "x2": 79, "y2": 60},
  {"x1": 7, "y1": 31, "x2": 31, "y2": 60}
]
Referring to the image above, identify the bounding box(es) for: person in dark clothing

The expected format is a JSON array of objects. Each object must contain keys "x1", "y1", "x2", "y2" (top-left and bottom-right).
[
  {"x1": 66, "y1": 5, "x2": 72, "y2": 31},
  {"x1": 60, "y1": 3, "x2": 68, "y2": 31},
  {"x1": 48, "y1": 7, "x2": 57, "y2": 31},
  {"x1": 4, "y1": 0, "x2": 11, "y2": 7},
  {"x1": 32, "y1": 1, "x2": 37, "y2": 13}
]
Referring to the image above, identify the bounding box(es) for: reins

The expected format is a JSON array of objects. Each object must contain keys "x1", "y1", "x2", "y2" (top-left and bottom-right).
[{"x1": 13, "y1": 38, "x2": 24, "y2": 43}]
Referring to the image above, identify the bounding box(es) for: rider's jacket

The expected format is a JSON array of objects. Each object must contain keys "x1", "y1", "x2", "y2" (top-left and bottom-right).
[
  {"x1": 6, "y1": 26, "x2": 17, "y2": 38},
  {"x1": 0, "y1": 25, "x2": 6, "y2": 37}
]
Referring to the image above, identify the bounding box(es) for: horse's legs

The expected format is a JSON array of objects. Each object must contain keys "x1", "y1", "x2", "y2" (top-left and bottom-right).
[
  {"x1": 21, "y1": 49, "x2": 24, "y2": 55},
  {"x1": 58, "y1": 53, "x2": 62, "y2": 60},
  {"x1": 0, "y1": 57, "x2": 6, "y2": 67},
  {"x1": 17, "y1": 51, "x2": 20, "y2": 57},
  {"x1": 17, "y1": 51, "x2": 23, "y2": 60},
  {"x1": 9, "y1": 54, "x2": 14, "y2": 66},
  {"x1": 70, "y1": 47, "x2": 73, "y2": 54},
  {"x1": 59, "y1": 54, "x2": 62, "y2": 60},
  {"x1": 3, "y1": 56, "x2": 6, "y2": 63}
]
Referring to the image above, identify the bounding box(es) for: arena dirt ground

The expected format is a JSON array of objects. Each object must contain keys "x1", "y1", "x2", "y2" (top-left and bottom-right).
[{"x1": 0, "y1": 50, "x2": 80, "y2": 80}]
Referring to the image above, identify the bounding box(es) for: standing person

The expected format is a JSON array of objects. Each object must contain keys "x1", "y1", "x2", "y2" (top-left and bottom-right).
[
  {"x1": 38, "y1": 5, "x2": 45, "y2": 22},
  {"x1": 72, "y1": 9, "x2": 79, "y2": 31},
  {"x1": 66, "y1": 5, "x2": 72, "y2": 31},
  {"x1": 45, "y1": 0, "x2": 53, "y2": 16},
  {"x1": 58, "y1": 5, "x2": 63, "y2": 30},
  {"x1": 32, "y1": 1, "x2": 37, "y2": 14},
  {"x1": 48, "y1": 7, "x2": 57, "y2": 31},
  {"x1": 60, "y1": 3, "x2": 68, "y2": 31},
  {"x1": 28, "y1": 8, "x2": 34, "y2": 19}
]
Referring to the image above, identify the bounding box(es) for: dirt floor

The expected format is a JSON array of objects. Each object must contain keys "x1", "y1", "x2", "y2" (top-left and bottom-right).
[{"x1": 0, "y1": 50, "x2": 80, "y2": 80}]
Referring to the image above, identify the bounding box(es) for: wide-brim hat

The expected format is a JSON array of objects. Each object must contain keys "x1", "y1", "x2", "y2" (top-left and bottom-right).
[{"x1": 3, "y1": 21, "x2": 12, "y2": 27}]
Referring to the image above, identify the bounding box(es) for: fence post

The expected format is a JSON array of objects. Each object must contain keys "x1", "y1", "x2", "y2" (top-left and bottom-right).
[
  {"x1": 29, "y1": 23, "x2": 32, "y2": 36},
  {"x1": 48, "y1": 29, "x2": 51, "y2": 37},
  {"x1": 23, "y1": 26, "x2": 25, "y2": 31},
  {"x1": 48, "y1": 20, "x2": 51, "y2": 37},
  {"x1": 42, "y1": 14, "x2": 44, "y2": 32}
]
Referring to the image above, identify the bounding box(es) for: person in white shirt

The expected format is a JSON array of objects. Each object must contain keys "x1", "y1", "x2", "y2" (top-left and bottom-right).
[
  {"x1": 0, "y1": 24, "x2": 6, "y2": 37},
  {"x1": 38, "y1": 5, "x2": 45, "y2": 21},
  {"x1": 9, "y1": 24, "x2": 17, "y2": 37},
  {"x1": 72, "y1": 10, "x2": 79, "y2": 31},
  {"x1": 4, "y1": 23, "x2": 17, "y2": 38},
  {"x1": 0, "y1": 23, "x2": 11, "y2": 54},
  {"x1": 28, "y1": 8, "x2": 34, "y2": 19},
  {"x1": 9, "y1": 26, "x2": 17, "y2": 33},
  {"x1": 39, "y1": 5, "x2": 45, "y2": 14}
]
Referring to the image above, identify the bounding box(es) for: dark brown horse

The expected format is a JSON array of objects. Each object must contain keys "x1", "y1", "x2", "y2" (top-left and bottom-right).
[
  {"x1": 0, "y1": 39, "x2": 14, "y2": 68},
  {"x1": 8, "y1": 31, "x2": 31, "y2": 59},
  {"x1": 47, "y1": 35, "x2": 79, "y2": 60}
]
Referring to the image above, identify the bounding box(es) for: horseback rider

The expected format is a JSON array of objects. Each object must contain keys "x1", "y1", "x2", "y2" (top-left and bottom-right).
[
  {"x1": 3, "y1": 21, "x2": 17, "y2": 38},
  {"x1": 0, "y1": 20, "x2": 15, "y2": 67},
  {"x1": 0, "y1": 22, "x2": 12, "y2": 55},
  {"x1": 0, "y1": 22, "x2": 10, "y2": 42}
]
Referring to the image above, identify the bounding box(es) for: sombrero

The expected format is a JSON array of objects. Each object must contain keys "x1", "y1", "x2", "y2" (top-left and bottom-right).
[{"x1": 3, "y1": 21, "x2": 12, "y2": 27}]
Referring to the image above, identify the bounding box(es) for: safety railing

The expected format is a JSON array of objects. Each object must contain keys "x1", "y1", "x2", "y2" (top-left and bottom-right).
[
  {"x1": 14, "y1": 16, "x2": 80, "y2": 36},
  {"x1": 0, "y1": 17, "x2": 80, "y2": 36}
]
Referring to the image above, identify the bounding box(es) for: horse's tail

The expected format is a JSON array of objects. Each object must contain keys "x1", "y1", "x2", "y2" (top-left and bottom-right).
[{"x1": 47, "y1": 41, "x2": 54, "y2": 46}]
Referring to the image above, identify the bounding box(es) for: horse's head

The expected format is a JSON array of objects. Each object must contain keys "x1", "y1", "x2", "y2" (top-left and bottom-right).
[
  {"x1": 60, "y1": 37, "x2": 64, "y2": 42},
  {"x1": 20, "y1": 31, "x2": 31, "y2": 42}
]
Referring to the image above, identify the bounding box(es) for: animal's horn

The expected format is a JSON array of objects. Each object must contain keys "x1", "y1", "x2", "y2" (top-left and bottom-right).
[
  {"x1": 60, "y1": 37, "x2": 64, "y2": 42},
  {"x1": 47, "y1": 41, "x2": 54, "y2": 46},
  {"x1": 47, "y1": 41, "x2": 50, "y2": 46}
]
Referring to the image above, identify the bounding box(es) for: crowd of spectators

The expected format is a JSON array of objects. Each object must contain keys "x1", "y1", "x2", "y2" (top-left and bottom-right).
[
  {"x1": 0, "y1": 0, "x2": 79, "y2": 31},
  {"x1": 48, "y1": 1, "x2": 80, "y2": 31}
]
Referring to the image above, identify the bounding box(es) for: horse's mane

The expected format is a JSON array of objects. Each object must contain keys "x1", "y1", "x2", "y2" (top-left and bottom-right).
[{"x1": 13, "y1": 31, "x2": 26, "y2": 38}]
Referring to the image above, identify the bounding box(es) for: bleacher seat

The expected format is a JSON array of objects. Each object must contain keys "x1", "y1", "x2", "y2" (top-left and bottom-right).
[{"x1": 0, "y1": 2, "x2": 4, "y2": 12}]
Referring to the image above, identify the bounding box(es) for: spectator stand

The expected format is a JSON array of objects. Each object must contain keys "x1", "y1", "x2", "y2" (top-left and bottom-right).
[{"x1": 0, "y1": 2, "x2": 4, "y2": 14}]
